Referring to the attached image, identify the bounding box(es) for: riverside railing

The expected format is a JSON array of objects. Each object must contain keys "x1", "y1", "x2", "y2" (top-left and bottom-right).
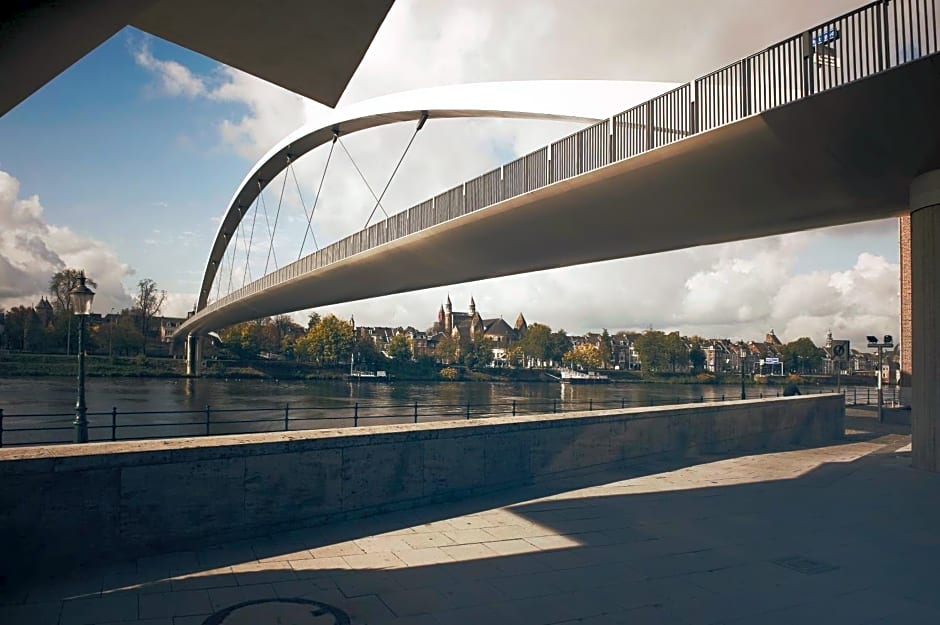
[
  {"x1": 199, "y1": 0, "x2": 938, "y2": 316},
  {"x1": 0, "y1": 387, "x2": 879, "y2": 448}
]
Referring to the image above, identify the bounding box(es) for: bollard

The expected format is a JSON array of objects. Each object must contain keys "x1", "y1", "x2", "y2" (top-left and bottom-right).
[
  {"x1": 354, "y1": 402, "x2": 359, "y2": 427},
  {"x1": 0, "y1": 408, "x2": 3, "y2": 448},
  {"x1": 552, "y1": 399, "x2": 557, "y2": 414},
  {"x1": 721, "y1": 393, "x2": 725, "y2": 401},
  {"x1": 111, "y1": 406, "x2": 117, "y2": 441},
  {"x1": 284, "y1": 403, "x2": 290, "y2": 431},
  {"x1": 621, "y1": 398, "x2": 626, "y2": 409},
  {"x1": 414, "y1": 401, "x2": 418, "y2": 424},
  {"x1": 589, "y1": 399, "x2": 593, "y2": 411},
  {"x1": 512, "y1": 400, "x2": 516, "y2": 417},
  {"x1": 760, "y1": 392, "x2": 763, "y2": 399},
  {"x1": 467, "y1": 402, "x2": 471, "y2": 420},
  {"x1": 205, "y1": 404, "x2": 211, "y2": 436}
]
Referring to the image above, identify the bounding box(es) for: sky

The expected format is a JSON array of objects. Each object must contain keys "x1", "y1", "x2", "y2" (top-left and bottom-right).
[{"x1": 0, "y1": 0, "x2": 901, "y2": 348}]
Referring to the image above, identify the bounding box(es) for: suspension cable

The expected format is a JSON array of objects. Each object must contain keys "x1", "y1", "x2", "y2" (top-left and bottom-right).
[
  {"x1": 298, "y1": 136, "x2": 336, "y2": 259},
  {"x1": 264, "y1": 165, "x2": 289, "y2": 275},
  {"x1": 226, "y1": 213, "x2": 241, "y2": 294},
  {"x1": 243, "y1": 185, "x2": 261, "y2": 287},
  {"x1": 363, "y1": 111, "x2": 428, "y2": 229},
  {"x1": 258, "y1": 184, "x2": 278, "y2": 274},
  {"x1": 338, "y1": 137, "x2": 390, "y2": 221},
  {"x1": 291, "y1": 160, "x2": 319, "y2": 258}
]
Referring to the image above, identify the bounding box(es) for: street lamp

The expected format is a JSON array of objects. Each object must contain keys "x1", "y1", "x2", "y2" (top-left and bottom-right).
[
  {"x1": 739, "y1": 343, "x2": 747, "y2": 400},
  {"x1": 867, "y1": 334, "x2": 894, "y2": 423},
  {"x1": 68, "y1": 272, "x2": 95, "y2": 443}
]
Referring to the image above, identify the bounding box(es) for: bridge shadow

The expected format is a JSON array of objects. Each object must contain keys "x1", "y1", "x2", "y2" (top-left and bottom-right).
[{"x1": 3, "y1": 420, "x2": 936, "y2": 624}]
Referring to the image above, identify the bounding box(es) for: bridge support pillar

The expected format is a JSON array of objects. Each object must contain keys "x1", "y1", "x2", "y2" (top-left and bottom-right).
[
  {"x1": 910, "y1": 170, "x2": 940, "y2": 471},
  {"x1": 185, "y1": 334, "x2": 203, "y2": 377}
]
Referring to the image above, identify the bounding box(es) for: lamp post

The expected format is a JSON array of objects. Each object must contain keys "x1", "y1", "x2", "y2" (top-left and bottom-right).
[
  {"x1": 739, "y1": 343, "x2": 747, "y2": 400},
  {"x1": 69, "y1": 272, "x2": 95, "y2": 443},
  {"x1": 866, "y1": 335, "x2": 894, "y2": 423}
]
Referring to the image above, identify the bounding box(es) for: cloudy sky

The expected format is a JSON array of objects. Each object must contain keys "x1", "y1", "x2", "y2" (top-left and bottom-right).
[{"x1": 0, "y1": 0, "x2": 900, "y2": 348}]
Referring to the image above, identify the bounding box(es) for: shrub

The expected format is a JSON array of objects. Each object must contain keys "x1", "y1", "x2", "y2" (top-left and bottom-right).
[{"x1": 440, "y1": 367, "x2": 458, "y2": 380}]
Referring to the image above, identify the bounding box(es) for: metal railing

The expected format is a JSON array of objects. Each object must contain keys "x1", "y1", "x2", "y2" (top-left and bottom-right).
[
  {"x1": 198, "y1": 0, "x2": 938, "y2": 318},
  {"x1": 0, "y1": 388, "x2": 871, "y2": 448}
]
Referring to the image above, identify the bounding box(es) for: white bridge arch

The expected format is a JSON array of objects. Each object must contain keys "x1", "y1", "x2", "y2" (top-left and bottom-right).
[{"x1": 197, "y1": 81, "x2": 677, "y2": 311}]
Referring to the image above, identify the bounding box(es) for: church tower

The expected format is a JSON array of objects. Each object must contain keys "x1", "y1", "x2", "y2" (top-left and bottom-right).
[
  {"x1": 469, "y1": 296, "x2": 476, "y2": 315},
  {"x1": 445, "y1": 295, "x2": 453, "y2": 334}
]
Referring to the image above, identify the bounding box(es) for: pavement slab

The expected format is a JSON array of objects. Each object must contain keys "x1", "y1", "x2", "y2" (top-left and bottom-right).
[{"x1": 2, "y1": 413, "x2": 937, "y2": 625}]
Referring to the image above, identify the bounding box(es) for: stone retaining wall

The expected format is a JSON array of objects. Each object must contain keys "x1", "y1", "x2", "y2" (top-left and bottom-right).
[{"x1": 0, "y1": 395, "x2": 843, "y2": 579}]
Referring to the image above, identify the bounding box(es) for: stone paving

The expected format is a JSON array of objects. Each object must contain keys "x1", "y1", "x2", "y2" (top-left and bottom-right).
[{"x1": 2, "y1": 411, "x2": 938, "y2": 625}]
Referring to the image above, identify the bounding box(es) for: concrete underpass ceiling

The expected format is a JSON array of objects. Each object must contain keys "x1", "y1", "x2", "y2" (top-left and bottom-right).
[{"x1": 0, "y1": 0, "x2": 394, "y2": 116}]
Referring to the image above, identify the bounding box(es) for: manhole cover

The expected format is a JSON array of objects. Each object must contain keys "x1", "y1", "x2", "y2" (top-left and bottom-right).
[
  {"x1": 772, "y1": 555, "x2": 839, "y2": 575},
  {"x1": 203, "y1": 598, "x2": 351, "y2": 624}
]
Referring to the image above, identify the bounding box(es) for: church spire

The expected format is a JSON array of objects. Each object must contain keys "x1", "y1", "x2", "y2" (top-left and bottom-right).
[{"x1": 469, "y1": 295, "x2": 476, "y2": 315}]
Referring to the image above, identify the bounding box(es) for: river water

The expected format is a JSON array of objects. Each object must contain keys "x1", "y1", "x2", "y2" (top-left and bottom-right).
[{"x1": 0, "y1": 376, "x2": 843, "y2": 446}]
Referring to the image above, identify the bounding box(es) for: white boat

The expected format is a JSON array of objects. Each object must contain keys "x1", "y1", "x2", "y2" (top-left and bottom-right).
[
  {"x1": 559, "y1": 368, "x2": 610, "y2": 384},
  {"x1": 348, "y1": 370, "x2": 389, "y2": 381}
]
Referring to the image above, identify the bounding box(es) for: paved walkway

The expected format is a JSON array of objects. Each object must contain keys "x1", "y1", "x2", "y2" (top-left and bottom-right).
[{"x1": 2, "y1": 412, "x2": 937, "y2": 625}]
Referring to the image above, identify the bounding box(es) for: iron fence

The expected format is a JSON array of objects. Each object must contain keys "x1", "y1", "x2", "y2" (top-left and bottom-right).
[{"x1": 0, "y1": 388, "x2": 875, "y2": 448}]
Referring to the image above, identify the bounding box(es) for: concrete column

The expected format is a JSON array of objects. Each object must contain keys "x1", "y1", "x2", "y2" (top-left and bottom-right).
[
  {"x1": 185, "y1": 334, "x2": 202, "y2": 377},
  {"x1": 910, "y1": 170, "x2": 940, "y2": 471}
]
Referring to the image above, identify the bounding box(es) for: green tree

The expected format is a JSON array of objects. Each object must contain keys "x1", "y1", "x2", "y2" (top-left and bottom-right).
[
  {"x1": 635, "y1": 330, "x2": 687, "y2": 373},
  {"x1": 781, "y1": 337, "x2": 825, "y2": 374},
  {"x1": 689, "y1": 342, "x2": 707, "y2": 373},
  {"x1": 387, "y1": 333, "x2": 413, "y2": 362},
  {"x1": 460, "y1": 336, "x2": 493, "y2": 370},
  {"x1": 434, "y1": 335, "x2": 458, "y2": 364},
  {"x1": 564, "y1": 343, "x2": 603, "y2": 370},
  {"x1": 516, "y1": 323, "x2": 551, "y2": 364},
  {"x1": 663, "y1": 332, "x2": 688, "y2": 372},
  {"x1": 306, "y1": 311, "x2": 321, "y2": 330},
  {"x1": 547, "y1": 329, "x2": 572, "y2": 364},
  {"x1": 599, "y1": 329, "x2": 613, "y2": 368},
  {"x1": 353, "y1": 334, "x2": 383, "y2": 368},
  {"x1": 295, "y1": 314, "x2": 355, "y2": 365}
]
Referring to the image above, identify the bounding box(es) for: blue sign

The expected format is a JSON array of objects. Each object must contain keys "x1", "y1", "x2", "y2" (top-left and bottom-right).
[
  {"x1": 765, "y1": 357, "x2": 780, "y2": 365},
  {"x1": 813, "y1": 29, "x2": 840, "y2": 47}
]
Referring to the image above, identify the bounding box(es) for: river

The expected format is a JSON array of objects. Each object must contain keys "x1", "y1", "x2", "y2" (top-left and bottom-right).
[{"x1": 0, "y1": 376, "x2": 848, "y2": 446}]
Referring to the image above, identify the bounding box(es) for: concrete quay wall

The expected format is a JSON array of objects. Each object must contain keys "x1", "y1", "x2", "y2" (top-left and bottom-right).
[{"x1": 0, "y1": 395, "x2": 843, "y2": 578}]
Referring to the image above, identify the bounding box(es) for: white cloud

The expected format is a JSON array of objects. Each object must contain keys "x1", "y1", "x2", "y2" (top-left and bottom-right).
[
  {"x1": 0, "y1": 170, "x2": 135, "y2": 313},
  {"x1": 133, "y1": 42, "x2": 206, "y2": 98}
]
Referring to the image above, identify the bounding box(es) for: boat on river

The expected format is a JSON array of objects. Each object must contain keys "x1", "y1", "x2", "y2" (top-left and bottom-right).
[
  {"x1": 347, "y1": 370, "x2": 390, "y2": 382},
  {"x1": 558, "y1": 368, "x2": 610, "y2": 384}
]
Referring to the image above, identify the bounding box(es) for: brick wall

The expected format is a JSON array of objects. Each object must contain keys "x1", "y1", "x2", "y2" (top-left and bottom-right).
[{"x1": 900, "y1": 215, "x2": 912, "y2": 385}]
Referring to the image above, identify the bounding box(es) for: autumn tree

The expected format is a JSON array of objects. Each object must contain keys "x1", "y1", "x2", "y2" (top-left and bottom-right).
[
  {"x1": 295, "y1": 314, "x2": 355, "y2": 365},
  {"x1": 517, "y1": 323, "x2": 552, "y2": 364},
  {"x1": 460, "y1": 336, "x2": 493, "y2": 370},
  {"x1": 563, "y1": 343, "x2": 603, "y2": 370},
  {"x1": 599, "y1": 329, "x2": 613, "y2": 368}
]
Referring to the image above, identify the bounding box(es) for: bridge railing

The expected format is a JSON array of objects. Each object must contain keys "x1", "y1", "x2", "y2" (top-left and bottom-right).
[
  {"x1": 0, "y1": 388, "x2": 862, "y2": 448},
  {"x1": 199, "y1": 0, "x2": 938, "y2": 319}
]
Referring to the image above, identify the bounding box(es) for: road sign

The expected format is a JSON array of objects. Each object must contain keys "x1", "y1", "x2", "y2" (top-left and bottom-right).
[
  {"x1": 831, "y1": 340, "x2": 849, "y2": 360},
  {"x1": 765, "y1": 357, "x2": 780, "y2": 365}
]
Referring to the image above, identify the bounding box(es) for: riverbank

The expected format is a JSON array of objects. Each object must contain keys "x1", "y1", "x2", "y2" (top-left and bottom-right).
[{"x1": 0, "y1": 352, "x2": 876, "y2": 388}]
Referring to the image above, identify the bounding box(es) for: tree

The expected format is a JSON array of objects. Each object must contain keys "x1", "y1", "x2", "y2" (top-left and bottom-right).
[
  {"x1": 547, "y1": 329, "x2": 572, "y2": 364},
  {"x1": 599, "y1": 329, "x2": 613, "y2": 368},
  {"x1": 49, "y1": 269, "x2": 98, "y2": 313},
  {"x1": 387, "y1": 333, "x2": 413, "y2": 362},
  {"x1": 634, "y1": 330, "x2": 673, "y2": 373},
  {"x1": 434, "y1": 335, "x2": 458, "y2": 364},
  {"x1": 134, "y1": 278, "x2": 166, "y2": 354},
  {"x1": 460, "y1": 336, "x2": 493, "y2": 370},
  {"x1": 295, "y1": 314, "x2": 355, "y2": 365},
  {"x1": 563, "y1": 343, "x2": 603, "y2": 370},
  {"x1": 307, "y1": 312, "x2": 321, "y2": 330},
  {"x1": 781, "y1": 337, "x2": 825, "y2": 374},
  {"x1": 663, "y1": 332, "x2": 688, "y2": 372},
  {"x1": 689, "y1": 342, "x2": 707, "y2": 373},
  {"x1": 353, "y1": 334, "x2": 383, "y2": 369},
  {"x1": 517, "y1": 323, "x2": 552, "y2": 365}
]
